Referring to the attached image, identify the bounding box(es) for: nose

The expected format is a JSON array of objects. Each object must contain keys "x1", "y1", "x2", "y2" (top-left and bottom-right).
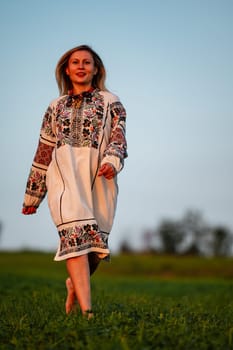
[{"x1": 78, "y1": 61, "x2": 85, "y2": 69}]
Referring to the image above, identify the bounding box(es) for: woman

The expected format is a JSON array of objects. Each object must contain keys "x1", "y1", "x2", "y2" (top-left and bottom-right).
[{"x1": 22, "y1": 45, "x2": 127, "y2": 317}]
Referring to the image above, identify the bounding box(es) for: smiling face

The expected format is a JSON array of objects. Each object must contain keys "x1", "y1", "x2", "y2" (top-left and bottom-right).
[{"x1": 65, "y1": 50, "x2": 98, "y2": 94}]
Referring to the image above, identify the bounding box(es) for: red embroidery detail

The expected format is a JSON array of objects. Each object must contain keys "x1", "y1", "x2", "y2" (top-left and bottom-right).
[
  {"x1": 34, "y1": 141, "x2": 53, "y2": 166},
  {"x1": 110, "y1": 127, "x2": 126, "y2": 145}
]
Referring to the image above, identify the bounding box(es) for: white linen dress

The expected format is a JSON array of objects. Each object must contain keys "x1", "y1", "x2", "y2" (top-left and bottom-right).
[{"x1": 23, "y1": 89, "x2": 127, "y2": 261}]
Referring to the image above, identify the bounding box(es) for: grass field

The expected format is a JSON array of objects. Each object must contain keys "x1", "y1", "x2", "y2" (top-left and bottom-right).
[{"x1": 0, "y1": 252, "x2": 233, "y2": 350}]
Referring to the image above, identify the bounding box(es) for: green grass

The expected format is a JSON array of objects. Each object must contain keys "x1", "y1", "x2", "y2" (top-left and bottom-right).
[{"x1": 0, "y1": 252, "x2": 233, "y2": 349}]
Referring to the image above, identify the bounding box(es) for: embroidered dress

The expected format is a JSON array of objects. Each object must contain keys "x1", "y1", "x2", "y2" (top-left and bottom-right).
[{"x1": 23, "y1": 89, "x2": 127, "y2": 261}]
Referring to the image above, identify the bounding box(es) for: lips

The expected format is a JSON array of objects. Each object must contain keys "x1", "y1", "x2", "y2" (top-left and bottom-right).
[{"x1": 76, "y1": 72, "x2": 86, "y2": 77}]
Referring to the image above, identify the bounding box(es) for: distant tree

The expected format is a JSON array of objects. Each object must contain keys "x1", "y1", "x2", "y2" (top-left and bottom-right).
[
  {"x1": 137, "y1": 209, "x2": 233, "y2": 256},
  {"x1": 179, "y1": 210, "x2": 210, "y2": 255},
  {"x1": 157, "y1": 210, "x2": 213, "y2": 256},
  {"x1": 157, "y1": 219, "x2": 185, "y2": 254},
  {"x1": 184, "y1": 243, "x2": 199, "y2": 255},
  {"x1": 181, "y1": 211, "x2": 233, "y2": 256},
  {"x1": 119, "y1": 239, "x2": 133, "y2": 254},
  {"x1": 211, "y1": 226, "x2": 233, "y2": 256}
]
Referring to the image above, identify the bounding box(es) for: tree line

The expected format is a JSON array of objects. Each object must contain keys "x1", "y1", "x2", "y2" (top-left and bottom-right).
[{"x1": 120, "y1": 210, "x2": 233, "y2": 256}]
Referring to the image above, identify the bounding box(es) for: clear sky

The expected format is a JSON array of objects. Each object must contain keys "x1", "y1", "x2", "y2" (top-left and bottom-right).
[{"x1": 0, "y1": 0, "x2": 232, "y2": 253}]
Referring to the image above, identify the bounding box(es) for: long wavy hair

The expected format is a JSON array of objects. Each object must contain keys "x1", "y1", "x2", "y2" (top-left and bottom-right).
[{"x1": 55, "y1": 45, "x2": 107, "y2": 95}]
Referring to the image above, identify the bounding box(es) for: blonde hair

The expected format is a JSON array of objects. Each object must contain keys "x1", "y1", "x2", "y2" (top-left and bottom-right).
[{"x1": 55, "y1": 45, "x2": 107, "y2": 95}]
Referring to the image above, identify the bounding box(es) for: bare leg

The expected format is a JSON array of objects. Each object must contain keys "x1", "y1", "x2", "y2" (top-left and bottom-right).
[
  {"x1": 65, "y1": 277, "x2": 76, "y2": 314},
  {"x1": 65, "y1": 253, "x2": 101, "y2": 315},
  {"x1": 66, "y1": 254, "x2": 92, "y2": 315}
]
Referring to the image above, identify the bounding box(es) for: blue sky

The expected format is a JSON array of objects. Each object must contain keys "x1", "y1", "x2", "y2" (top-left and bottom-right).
[{"x1": 0, "y1": 0, "x2": 232, "y2": 253}]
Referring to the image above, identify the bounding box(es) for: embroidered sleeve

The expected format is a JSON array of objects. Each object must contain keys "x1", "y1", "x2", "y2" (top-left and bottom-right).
[
  {"x1": 23, "y1": 105, "x2": 56, "y2": 208},
  {"x1": 102, "y1": 101, "x2": 127, "y2": 173}
]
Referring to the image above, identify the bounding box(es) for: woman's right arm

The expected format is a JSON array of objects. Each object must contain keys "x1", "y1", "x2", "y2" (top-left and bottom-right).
[{"x1": 22, "y1": 104, "x2": 56, "y2": 213}]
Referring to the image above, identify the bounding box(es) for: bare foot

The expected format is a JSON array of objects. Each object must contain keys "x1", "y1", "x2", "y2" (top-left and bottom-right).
[
  {"x1": 83, "y1": 310, "x2": 94, "y2": 320},
  {"x1": 65, "y1": 277, "x2": 76, "y2": 314}
]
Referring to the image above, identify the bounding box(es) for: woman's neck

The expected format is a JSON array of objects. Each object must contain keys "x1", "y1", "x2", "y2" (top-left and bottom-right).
[{"x1": 72, "y1": 84, "x2": 93, "y2": 95}]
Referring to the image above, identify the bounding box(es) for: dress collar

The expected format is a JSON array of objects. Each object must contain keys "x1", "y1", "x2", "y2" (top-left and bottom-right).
[{"x1": 66, "y1": 87, "x2": 96, "y2": 108}]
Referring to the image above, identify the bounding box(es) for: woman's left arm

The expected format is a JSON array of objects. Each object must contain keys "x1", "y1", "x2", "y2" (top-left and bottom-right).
[{"x1": 101, "y1": 100, "x2": 128, "y2": 174}]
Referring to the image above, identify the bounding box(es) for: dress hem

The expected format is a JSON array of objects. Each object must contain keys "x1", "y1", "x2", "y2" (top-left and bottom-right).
[{"x1": 54, "y1": 247, "x2": 110, "y2": 262}]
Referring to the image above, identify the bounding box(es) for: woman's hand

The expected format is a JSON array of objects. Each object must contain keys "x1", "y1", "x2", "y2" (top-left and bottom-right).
[
  {"x1": 22, "y1": 206, "x2": 37, "y2": 215},
  {"x1": 98, "y1": 163, "x2": 116, "y2": 180}
]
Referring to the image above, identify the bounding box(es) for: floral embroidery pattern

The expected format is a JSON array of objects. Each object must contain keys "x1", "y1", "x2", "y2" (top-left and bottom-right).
[
  {"x1": 55, "y1": 91, "x2": 104, "y2": 149},
  {"x1": 26, "y1": 168, "x2": 47, "y2": 199},
  {"x1": 42, "y1": 106, "x2": 55, "y2": 138},
  {"x1": 103, "y1": 101, "x2": 128, "y2": 163},
  {"x1": 33, "y1": 141, "x2": 54, "y2": 166},
  {"x1": 57, "y1": 223, "x2": 109, "y2": 257}
]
